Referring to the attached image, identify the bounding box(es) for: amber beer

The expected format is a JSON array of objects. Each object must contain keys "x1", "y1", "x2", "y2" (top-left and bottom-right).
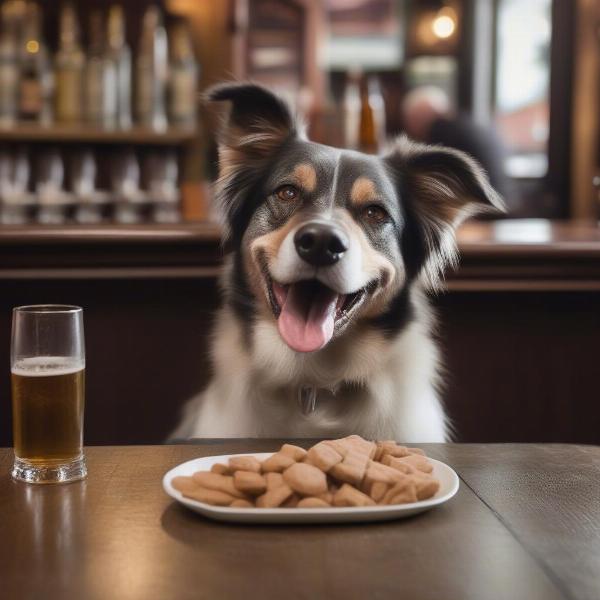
[{"x1": 12, "y1": 358, "x2": 85, "y2": 464}]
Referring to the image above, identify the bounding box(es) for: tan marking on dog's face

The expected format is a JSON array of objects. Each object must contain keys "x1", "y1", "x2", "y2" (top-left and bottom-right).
[
  {"x1": 292, "y1": 163, "x2": 317, "y2": 192},
  {"x1": 243, "y1": 213, "x2": 305, "y2": 317},
  {"x1": 350, "y1": 177, "x2": 378, "y2": 206}
]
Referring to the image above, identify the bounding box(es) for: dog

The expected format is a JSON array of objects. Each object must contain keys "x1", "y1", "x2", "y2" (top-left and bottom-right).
[{"x1": 172, "y1": 83, "x2": 503, "y2": 442}]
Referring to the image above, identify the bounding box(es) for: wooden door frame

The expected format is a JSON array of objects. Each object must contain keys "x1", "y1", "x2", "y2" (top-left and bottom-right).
[{"x1": 570, "y1": 0, "x2": 600, "y2": 219}]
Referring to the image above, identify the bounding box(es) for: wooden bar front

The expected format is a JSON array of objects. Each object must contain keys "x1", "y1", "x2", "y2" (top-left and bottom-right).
[{"x1": 1, "y1": 220, "x2": 599, "y2": 446}]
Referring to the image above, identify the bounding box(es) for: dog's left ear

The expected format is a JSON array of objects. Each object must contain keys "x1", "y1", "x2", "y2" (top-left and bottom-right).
[{"x1": 384, "y1": 136, "x2": 505, "y2": 287}]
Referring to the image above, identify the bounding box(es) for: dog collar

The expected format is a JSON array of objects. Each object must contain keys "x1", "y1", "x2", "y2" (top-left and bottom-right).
[
  {"x1": 298, "y1": 385, "x2": 317, "y2": 415},
  {"x1": 298, "y1": 384, "x2": 338, "y2": 415}
]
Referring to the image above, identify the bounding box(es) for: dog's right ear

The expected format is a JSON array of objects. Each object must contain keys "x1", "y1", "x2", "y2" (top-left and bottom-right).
[
  {"x1": 206, "y1": 82, "x2": 298, "y2": 173},
  {"x1": 206, "y1": 83, "x2": 299, "y2": 246},
  {"x1": 385, "y1": 136, "x2": 504, "y2": 288}
]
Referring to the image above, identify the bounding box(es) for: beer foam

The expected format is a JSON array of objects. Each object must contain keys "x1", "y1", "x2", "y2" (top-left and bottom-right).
[{"x1": 12, "y1": 356, "x2": 85, "y2": 377}]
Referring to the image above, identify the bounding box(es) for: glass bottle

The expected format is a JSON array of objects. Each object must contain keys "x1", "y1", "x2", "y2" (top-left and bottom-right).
[
  {"x1": 0, "y1": 3, "x2": 19, "y2": 126},
  {"x1": 135, "y1": 5, "x2": 168, "y2": 130},
  {"x1": 107, "y1": 5, "x2": 131, "y2": 129},
  {"x1": 343, "y1": 69, "x2": 361, "y2": 150},
  {"x1": 168, "y1": 23, "x2": 197, "y2": 128},
  {"x1": 0, "y1": 147, "x2": 34, "y2": 225},
  {"x1": 85, "y1": 10, "x2": 116, "y2": 127},
  {"x1": 19, "y1": 2, "x2": 53, "y2": 124},
  {"x1": 36, "y1": 147, "x2": 70, "y2": 224},
  {"x1": 54, "y1": 2, "x2": 85, "y2": 124},
  {"x1": 359, "y1": 75, "x2": 386, "y2": 154}
]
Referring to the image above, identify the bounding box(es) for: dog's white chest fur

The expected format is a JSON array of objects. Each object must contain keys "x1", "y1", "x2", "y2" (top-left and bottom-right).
[{"x1": 173, "y1": 291, "x2": 448, "y2": 443}]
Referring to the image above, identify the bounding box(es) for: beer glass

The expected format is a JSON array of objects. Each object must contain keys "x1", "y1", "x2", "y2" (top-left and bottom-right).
[{"x1": 11, "y1": 305, "x2": 86, "y2": 484}]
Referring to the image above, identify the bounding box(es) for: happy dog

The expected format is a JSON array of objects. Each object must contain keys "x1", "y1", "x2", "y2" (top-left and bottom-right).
[{"x1": 173, "y1": 82, "x2": 503, "y2": 442}]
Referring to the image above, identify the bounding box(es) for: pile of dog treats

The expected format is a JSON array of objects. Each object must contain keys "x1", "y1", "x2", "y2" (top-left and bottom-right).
[{"x1": 171, "y1": 435, "x2": 440, "y2": 508}]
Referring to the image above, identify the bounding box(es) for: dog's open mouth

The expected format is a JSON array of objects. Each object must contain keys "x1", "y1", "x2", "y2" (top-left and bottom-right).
[{"x1": 266, "y1": 277, "x2": 371, "y2": 353}]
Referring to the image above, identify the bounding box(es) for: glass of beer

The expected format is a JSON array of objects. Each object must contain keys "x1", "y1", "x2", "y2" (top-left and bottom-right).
[{"x1": 11, "y1": 305, "x2": 86, "y2": 484}]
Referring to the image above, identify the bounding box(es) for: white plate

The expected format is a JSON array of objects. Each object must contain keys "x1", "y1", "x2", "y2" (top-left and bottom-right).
[{"x1": 163, "y1": 452, "x2": 459, "y2": 524}]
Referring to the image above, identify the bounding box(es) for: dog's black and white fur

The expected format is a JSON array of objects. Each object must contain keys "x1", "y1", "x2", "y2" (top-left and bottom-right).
[{"x1": 173, "y1": 83, "x2": 503, "y2": 442}]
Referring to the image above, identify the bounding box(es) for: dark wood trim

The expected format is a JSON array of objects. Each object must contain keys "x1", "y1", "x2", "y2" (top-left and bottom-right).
[
  {"x1": 456, "y1": 0, "x2": 475, "y2": 113},
  {"x1": 0, "y1": 223, "x2": 222, "y2": 244},
  {"x1": 0, "y1": 124, "x2": 197, "y2": 145},
  {"x1": 570, "y1": 0, "x2": 600, "y2": 218},
  {"x1": 547, "y1": 0, "x2": 576, "y2": 218}
]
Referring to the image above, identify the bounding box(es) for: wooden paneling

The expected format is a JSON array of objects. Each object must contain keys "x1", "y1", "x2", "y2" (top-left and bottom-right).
[
  {"x1": 437, "y1": 291, "x2": 600, "y2": 444},
  {"x1": 0, "y1": 278, "x2": 220, "y2": 447},
  {"x1": 1, "y1": 220, "x2": 599, "y2": 446}
]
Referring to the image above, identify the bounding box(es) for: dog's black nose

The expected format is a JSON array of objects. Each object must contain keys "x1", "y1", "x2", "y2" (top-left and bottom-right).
[{"x1": 294, "y1": 222, "x2": 349, "y2": 267}]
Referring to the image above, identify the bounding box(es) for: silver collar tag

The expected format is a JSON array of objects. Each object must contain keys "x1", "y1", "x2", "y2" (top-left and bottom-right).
[{"x1": 298, "y1": 385, "x2": 317, "y2": 415}]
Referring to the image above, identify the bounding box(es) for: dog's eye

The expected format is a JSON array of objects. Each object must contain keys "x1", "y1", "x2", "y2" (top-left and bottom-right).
[
  {"x1": 275, "y1": 185, "x2": 299, "y2": 202},
  {"x1": 363, "y1": 204, "x2": 389, "y2": 224}
]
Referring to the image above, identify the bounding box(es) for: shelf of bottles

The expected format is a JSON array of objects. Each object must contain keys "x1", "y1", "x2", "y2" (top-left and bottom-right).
[{"x1": 0, "y1": 1, "x2": 199, "y2": 226}]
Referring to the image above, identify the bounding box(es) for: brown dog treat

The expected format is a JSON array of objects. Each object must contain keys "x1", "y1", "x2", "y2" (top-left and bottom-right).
[
  {"x1": 233, "y1": 471, "x2": 267, "y2": 496},
  {"x1": 283, "y1": 462, "x2": 328, "y2": 496},
  {"x1": 210, "y1": 463, "x2": 230, "y2": 475},
  {"x1": 280, "y1": 444, "x2": 307, "y2": 461},
  {"x1": 364, "y1": 460, "x2": 403, "y2": 486},
  {"x1": 318, "y1": 490, "x2": 334, "y2": 504},
  {"x1": 230, "y1": 498, "x2": 254, "y2": 508},
  {"x1": 370, "y1": 481, "x2": 389, "y2": 503},
  {"x1": 298, "y1": 497, "x2": 331, "y2": 508},
  {"x1": 344, "y1": 435, "x2": 377, "y2": 458},
  {"x1": 261, "y1": 452, "x2": 296, "y2": 473},
  {"x1": 384, "y1": 455, "x2": 417, "y2": 475},
  {"x1": 379, "y1": 442, "x2": 411, "y2": 461},
  {"x1": 329, "y1": 449, "x2": 369, "y2": 486},
  {"x1": 171, "y1": 476, "x2": 199, "y2": 495},
  {"x1": 382, "y1": 479, "x2": 418, "y2": 505},
  {"x1": 305, "y1": 442, "x2": 343, "y2": 472},
  {"x1": 333, "y1": 483, "x2": 376, "y2": 507},
  {"x1": 265, "y1": 472, "x2": 284, "y2": 490},
  {"x1": 324, "y1": 438, "x2": 351, "y2": 458},
  {"x1": 255, "y1": 484, "x2": 293, "y2": 508},
  {"x1": 192, "y1": 471, "x2": 247, "y2": 499},
  {"x1": 183, "y1": 486, "x2": 235, "y2": 506},
  {"x1": 407, "y1": 447, "x2": 426, "y2": 456},
  {"x1": 393, "y1": 454, "x2": 433, "y2": 474},
  {"x1": 281, "y1": 493, "x2": 300, "y2": 508},
  {"x1": 228, "y1": 455, "x2": 262, "y2": 473},
  {"x1": 413, "y1": 474, "x2": 440, "y2": 500},
  {"x1": 373, "y1": 444, "x2": 386, "y2": 462}
]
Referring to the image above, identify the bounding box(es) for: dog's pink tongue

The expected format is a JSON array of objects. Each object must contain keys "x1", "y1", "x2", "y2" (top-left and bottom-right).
[{"x1": 278, "y1": 283, "x2": 338, "y2": 353}]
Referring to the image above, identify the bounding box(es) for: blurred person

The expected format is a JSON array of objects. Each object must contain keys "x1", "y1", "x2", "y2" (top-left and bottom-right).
[{"x1": 402, "y1": 86, "x2": 511, "y2": 201}]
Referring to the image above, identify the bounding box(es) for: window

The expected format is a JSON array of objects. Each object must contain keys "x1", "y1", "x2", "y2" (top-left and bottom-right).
[{"x1": 493, "y1": 0, "x2": 552, "y2": 178}]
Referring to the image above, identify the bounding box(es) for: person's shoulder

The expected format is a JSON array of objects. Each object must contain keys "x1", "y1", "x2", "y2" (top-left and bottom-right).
[{"x1": 431, "y1": 114, "x2": 502, "y2": 147}]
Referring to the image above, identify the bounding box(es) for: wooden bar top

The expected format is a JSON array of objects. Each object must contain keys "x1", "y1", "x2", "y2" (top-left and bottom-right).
[
  {"x1": 0, "y1": 442, "x2": 598, "y2": 600},
  {"x1": 0, "y1": 219, "x2": 599, "y2": 252},
  {"x1": 1, "y1": 219, "x2": 600, "y2": 289}
]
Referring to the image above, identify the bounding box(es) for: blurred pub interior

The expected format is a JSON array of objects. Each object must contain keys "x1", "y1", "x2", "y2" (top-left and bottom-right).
[{"x1": 0, "y1": 0, "x2": 599, "y2": 446}]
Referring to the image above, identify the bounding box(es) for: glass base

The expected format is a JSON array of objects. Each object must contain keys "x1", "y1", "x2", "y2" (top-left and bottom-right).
[{"x1": 11, "y1": 455, "x2": 87, "y2": 484}]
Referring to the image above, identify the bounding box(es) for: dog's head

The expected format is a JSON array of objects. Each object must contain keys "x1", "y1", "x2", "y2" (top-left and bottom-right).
[{"x1": 209, "y1": 83, "x2": 503, "y2": 353}]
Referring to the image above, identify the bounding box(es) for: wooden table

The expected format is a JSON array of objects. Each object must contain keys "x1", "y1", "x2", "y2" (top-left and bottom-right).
[{"x1": 1, "y1": 442, "x2": 599, "y2": 600}]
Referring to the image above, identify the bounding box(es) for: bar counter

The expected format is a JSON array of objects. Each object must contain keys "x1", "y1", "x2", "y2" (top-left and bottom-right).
[
  {"x1": 0, "y1": 219, "x2": 599, "y2": 447},
  {"x1": 1, "y1": 219, "x2": 599, "y2": 289}
]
